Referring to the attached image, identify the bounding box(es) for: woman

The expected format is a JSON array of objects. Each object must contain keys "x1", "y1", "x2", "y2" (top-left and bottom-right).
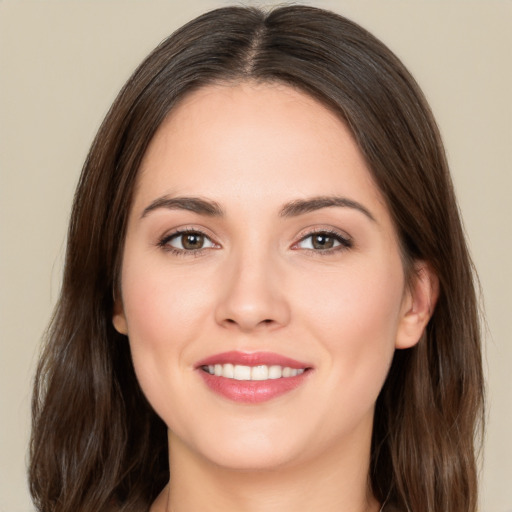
[{"x1": 29, "y1": 5, "x2": 484, "y2": 512}]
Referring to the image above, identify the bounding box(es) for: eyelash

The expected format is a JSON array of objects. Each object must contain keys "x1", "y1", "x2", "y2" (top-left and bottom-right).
[
  {"x1": 157, "y1": 228, "x2": 217, "y2": 257},
  {"x1": 157, "y1": 228, "x2": 353, "y2": 256},
  {"x1": 293, "y1": 228, "x2": 353, "y2": 254}
]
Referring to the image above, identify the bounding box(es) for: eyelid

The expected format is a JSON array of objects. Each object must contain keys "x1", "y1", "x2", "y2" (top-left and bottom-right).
[
  {"x1": 157, "y1": 226, "x2": 220, "y2": 254},
  {"x1": 156, "y1": 225, "x2": 352, "y2": 255},
  {"x1": 291, "y1": 227, "x2": 353, "y2": 252}
]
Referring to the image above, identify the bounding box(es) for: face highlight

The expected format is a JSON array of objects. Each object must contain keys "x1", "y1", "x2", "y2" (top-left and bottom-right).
[{"x1": 113, "y1": 82, "x2": 434, "y2": 473}]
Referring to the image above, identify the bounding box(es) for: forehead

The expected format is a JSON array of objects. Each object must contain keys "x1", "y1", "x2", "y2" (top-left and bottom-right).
[{"x1": 133, "y1": 81, "x2": 385, "y2": 216}]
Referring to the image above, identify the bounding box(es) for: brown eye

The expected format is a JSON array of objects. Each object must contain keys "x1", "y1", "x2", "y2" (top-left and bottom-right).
[
  {"x1": 296, "y1": 231, "x2": 352, "y2": 252},
  {"x1": 311, "y1": 234, "x2": 335, "y2": 249},
  {"x1": 182, "y1": 233, "x2": 205, "y2": 250},
  {"x1": 163, "y1": 231, "x2": 216, "y2": 251}
]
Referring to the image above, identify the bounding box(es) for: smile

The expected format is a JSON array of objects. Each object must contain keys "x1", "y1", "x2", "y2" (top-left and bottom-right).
[
  {"x1": 202, "y1": 364, "x2": 306, "y2": 380},
  {"x1": 196, "y1": 351, "x2": 312, "y2": 403}
]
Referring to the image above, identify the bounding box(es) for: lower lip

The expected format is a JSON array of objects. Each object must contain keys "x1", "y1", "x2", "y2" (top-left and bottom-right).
[{"x1": 198, "y1": 370, "x2": 310, "y2": 404}]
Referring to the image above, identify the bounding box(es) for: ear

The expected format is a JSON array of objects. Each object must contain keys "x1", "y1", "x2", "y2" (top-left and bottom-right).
[
  {"x1": 112, "y1": 293, "x2": 128, "y2": 335},
  {"x1": 395, "y1": 262, "x2": 439, "y2": 349}
]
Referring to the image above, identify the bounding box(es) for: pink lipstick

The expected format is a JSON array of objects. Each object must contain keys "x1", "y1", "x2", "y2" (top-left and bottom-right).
[{"x1": 195, "y1": 351, "x2": 312, "y2": 404}]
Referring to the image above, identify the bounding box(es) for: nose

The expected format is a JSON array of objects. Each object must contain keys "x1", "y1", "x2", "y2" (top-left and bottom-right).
[{"x1": 214, "y1": 250, "x2": 291, "y2": 333}]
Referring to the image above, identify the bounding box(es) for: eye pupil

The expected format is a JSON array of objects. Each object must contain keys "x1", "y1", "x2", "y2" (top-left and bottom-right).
[
  {"x1": 312, "y1": 234, "x2": 334, "y2": 250},
  {"x1": 182, "y1": 233, "x2": 204, "y2": 250}
]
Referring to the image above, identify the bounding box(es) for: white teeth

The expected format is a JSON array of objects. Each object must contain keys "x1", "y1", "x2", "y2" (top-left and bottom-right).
[
  {"x1": 284, "y1": 367, "x2": 302, "y2": 377},
  {"x1": 251, "y1": 365, "x2": 268, "y2": 380},
  {"x1": 223, "y1": 363, "x2": 234, "y2": 378},
  {"x1": 233, "y1": 365, "x2": 251, "y2": 380},
  {"x1": 203, "y1": 364, "x2": 306, "y2": 380},
  {"x1": 268, "y1": 365, "x2": 282, "y2": 379}
]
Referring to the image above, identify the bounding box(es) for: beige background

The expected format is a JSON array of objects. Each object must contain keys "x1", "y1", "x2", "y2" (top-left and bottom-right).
[{"x1": 0, "y1": 1, "x2": 510, "y2": 511}]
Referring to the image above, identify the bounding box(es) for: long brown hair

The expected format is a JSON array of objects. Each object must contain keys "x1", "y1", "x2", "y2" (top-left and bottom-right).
[{"x1": 29, "y1": 6, "x2": 484, "y2": 512}]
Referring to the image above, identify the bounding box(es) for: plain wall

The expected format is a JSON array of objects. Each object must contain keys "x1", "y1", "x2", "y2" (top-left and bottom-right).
[{"x1": 1, "y1": 1, "x2": 510, "y2": 511}]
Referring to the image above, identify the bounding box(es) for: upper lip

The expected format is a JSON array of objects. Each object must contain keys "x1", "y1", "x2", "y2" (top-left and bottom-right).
[{"x1": 195, "y1": 351, "x2": 311, "y2": 369}]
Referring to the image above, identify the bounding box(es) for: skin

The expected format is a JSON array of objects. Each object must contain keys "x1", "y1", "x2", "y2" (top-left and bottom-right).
[{"x1": 113, "y1": 82, "x2": 437, "y2": 512}]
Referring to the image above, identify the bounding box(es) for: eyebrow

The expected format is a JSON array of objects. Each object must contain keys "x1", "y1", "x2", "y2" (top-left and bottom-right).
[
  {"x1": 141, "y1": 196, "x2": 224, "y2": 218},
  {"x1": 279, "y1": 196, "x2": 375, "y2": 221},
  {"x1": 140, "y1": 194, "x2": 375, "y2": 222}
]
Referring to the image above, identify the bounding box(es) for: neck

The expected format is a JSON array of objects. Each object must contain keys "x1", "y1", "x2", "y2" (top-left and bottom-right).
[{"x1": 152, "y1": 430, "x2": 380, "y2": 512}]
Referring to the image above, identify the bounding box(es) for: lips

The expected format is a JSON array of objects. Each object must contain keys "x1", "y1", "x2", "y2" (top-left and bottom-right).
[{"x1": 195, "y1": 351, "x2": 312, "y2": 404}]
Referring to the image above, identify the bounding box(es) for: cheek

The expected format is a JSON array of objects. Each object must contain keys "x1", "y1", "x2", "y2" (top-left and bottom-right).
[
  {"x1": 119, "y1": 261, "x2": 224, "y2": 443},
  {"x1": 119, "y1": 255, "x2": 216, "y2": 398},
  {"x1": 294, "y1": 256, "x2": 404, "y2": 401},
  {"x1": 121, "y1": 254, "x2": 212, "y2": 342},
  {"x1": 302, "y1": 254, "x2": 403, "y2": 328}
]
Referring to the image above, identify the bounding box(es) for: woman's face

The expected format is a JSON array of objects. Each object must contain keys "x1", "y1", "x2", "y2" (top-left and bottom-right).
[{"x1": 114, "y1": 82, "x2": 429, "y2": 471}]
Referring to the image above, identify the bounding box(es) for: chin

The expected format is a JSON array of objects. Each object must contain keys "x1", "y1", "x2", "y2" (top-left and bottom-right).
[
  {"x1": 202, "y1": 443, "x2": 302, "y2": 472},
  {"x1": 172, "y1": 419, "x2": 311, "y2": 472}
]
